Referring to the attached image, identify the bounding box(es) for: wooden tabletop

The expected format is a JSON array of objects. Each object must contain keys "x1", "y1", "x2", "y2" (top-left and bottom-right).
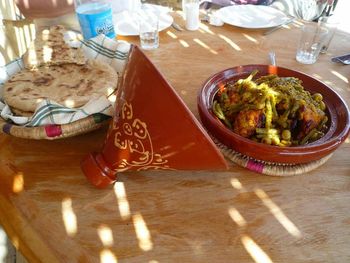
[{"x1": 1, "y1": 15, "x2": 350, "y2": 263}]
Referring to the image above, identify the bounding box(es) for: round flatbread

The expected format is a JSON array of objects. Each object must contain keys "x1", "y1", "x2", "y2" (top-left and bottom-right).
[
  {"x1": 3, "y1": 60, "x2": 118, "y2": 112},
  {"x1": 11, "y1": 107, "x2": 34, "y2": 117},
  {"x1": 23, "y1": 25, "x2": 86, "y2": 69}
]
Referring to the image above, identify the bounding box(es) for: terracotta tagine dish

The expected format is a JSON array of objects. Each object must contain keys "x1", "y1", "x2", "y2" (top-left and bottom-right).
[
  {"x1": 198, "y1": 64, "x2": 350, "y2": 165},
  {"x1": 81, "y1": 45, "x2": 228, "y2": 188}
]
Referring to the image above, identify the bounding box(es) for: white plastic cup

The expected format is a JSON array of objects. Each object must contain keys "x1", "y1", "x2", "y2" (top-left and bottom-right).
[
  {"x1": 184, "y1": 0, "x2": 199, "y2": 31},
  {"x1": 295, "y1": 22, "x2": 328, "y2": 64},
  {"x1": 139, "y1": 14, "x2": 159, "y2": 50}
]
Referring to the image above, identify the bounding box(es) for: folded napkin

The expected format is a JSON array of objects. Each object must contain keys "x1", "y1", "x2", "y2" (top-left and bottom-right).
[{"x1": 0, "y1": 34, "x2": 131, "y2": 127}]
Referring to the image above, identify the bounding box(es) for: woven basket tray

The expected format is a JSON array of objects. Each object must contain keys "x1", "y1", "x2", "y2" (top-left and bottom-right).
[
  {"x1": 0, "y1": 113, "x2": 110, "y2": 140},
  {"x1": 213, "y1": 137, "x2": 332, "y2": 176}
]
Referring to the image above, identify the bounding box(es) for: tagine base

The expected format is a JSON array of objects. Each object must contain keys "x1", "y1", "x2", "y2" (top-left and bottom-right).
[{"x1": 213, "y1": 137, "x2": 333, "y2": 176}]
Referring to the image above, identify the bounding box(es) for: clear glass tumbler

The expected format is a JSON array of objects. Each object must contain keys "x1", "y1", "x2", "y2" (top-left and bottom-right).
[
  {"x1": 295, "y1": 22, "x2": 328, "y2": 65},
  {"x1": 318, "y1": 16, "x2": 338, "y2": 54},
  {"x1": 139, "y1": 13, "x2": 159, "y2": 50}
]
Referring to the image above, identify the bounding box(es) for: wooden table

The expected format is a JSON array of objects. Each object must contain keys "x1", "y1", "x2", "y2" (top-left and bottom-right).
[{"x1": 1, "y1": 16, "x2": 350, "y2": 263}]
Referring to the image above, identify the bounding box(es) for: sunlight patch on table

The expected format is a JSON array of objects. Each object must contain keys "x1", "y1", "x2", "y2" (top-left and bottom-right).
[
  {"x1": 193, "y1": 38, "x2": 218, "y2": 55},
  {"x1": 114, "y1": 182, "x2": 131, "y2": 220},
  {"x1": 331, "y1": 70, "x2": 348, "y2": 84},
  {"x1": 166, "y1": 31, "x2": 178, "y2": 39},
  {"x1": 231, "y1": 178, "x2": 243, "y2": 190},
  {"x1": 345, "y1": 138, "x2": 350, "y2": 143},
  {"x1": 242, "y1": 33, "x2": 258, "y2": 43},
  {"x1": 62, "y1": 198, "x2": 78, "y2": 236},
  {"x1": 100, "y1": 248, "x2": 118, "y2": 263},
  {"x1": 199, "y1": 24, "x2": 215, "y2": 35},
  {"x1": 241, "y1": 235, "x2": 273, "y2": 263},
  {"x1": 180, "y1": 90, "x2": 188, "y2": 95},
  {"x1": 12, "y1": 172, "x2": 24, "y2": 193},
  {"x1": 255, "y1": 189, "x2": 302, "y2": 238},
  {"x1": 218, "y1": 34, "x2": 241, "y2": 51},
  {"x1": 230, "y1": 178, "x2": 247, "y2": 193},
  {"x1": 133, "y1": 213, "x2": 153, "y2": 251},
  {"x1": 149, "y1": 260, "x2": 159, "y2": 263},
  {"x1": 98, "y1": 225, "x2": 114, "y2": 247},
  {"x1": 179, "y1": 39, "x2": 190, "y2": 48},
  {"x1": 228, "y1": 207, "x2": 247, "y2": 227}
]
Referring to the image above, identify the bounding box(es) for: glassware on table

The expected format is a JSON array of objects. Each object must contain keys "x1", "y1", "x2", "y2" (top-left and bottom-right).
[
  {"x1": 139, "y1": 13, "x2": 159, "y2": 50},
  {"x1": 318, "y1": 16, "x2": 338, "y2": 54},
  {"x1": 295, "y1": 22, "x2": 328, "y2": 65},
  {"x1": 74, "y1": 0, "x2": 115, "y2": 40},
  {"x1": 183, "y1": 0, "x2": 200, "y2": 31}
]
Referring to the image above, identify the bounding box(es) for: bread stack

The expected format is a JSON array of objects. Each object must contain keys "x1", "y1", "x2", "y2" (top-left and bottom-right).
[{"x1": 3, "y1": 25, "x2": 118, "y2": 117}]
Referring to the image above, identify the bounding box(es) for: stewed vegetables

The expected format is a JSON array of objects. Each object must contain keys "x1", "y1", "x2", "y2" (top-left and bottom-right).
[{"x1": 212, "y1": 71, "x2": 328, "y2": 146}]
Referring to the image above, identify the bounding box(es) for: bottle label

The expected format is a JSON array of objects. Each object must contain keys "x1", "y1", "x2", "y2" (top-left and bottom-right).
[{"x1": 76, "y1": 3, "x2": 116, "y2": 40}]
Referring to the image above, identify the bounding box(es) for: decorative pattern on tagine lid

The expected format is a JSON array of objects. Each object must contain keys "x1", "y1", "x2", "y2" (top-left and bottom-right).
[{"x1": 81, "y1": 45, "x2": 228, "y2": 188}]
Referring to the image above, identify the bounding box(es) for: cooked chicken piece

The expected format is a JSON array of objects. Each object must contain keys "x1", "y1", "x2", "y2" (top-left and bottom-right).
[
  {"x1": 227, "y1": 89, "x2": 240, "y2": 104},
  {"x1": 297, "y1": 105, "x2": 323, "y2": 140},
  {"x1": 233, "y1": 109, "x2": 264, "y2": 138}
]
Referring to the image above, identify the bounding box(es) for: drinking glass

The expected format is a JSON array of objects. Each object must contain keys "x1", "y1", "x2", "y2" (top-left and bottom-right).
[
  {"x1": 139, "y1": 14, "x2": 159, "y2": 50},
  {"x1": 295, "y1": 22, "x2": 328, "y2": 64},
  {"x1": 318, "y1": 16, "x2": 338, "y2": 54}
]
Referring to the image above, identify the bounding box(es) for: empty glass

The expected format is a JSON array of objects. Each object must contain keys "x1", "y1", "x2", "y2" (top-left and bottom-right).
[
  {"x1": 295, "y1": 22, "x2": 328, "y2": 64},
  {"x1": 318, "y1": 16, "x2": 338, "y2": 54},
  {"x1": 139, "y1": 14, "x2": 159, "y2": 50}
]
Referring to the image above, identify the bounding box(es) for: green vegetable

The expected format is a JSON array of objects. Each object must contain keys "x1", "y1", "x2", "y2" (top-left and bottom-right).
[{"x1": 212, "y1": 100, "x2": 232, "y2": 129}]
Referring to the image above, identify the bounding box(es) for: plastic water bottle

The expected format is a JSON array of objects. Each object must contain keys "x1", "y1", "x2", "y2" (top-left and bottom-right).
[{"x1": 74, "y1": 0, "x2": 116, "y2": 40}]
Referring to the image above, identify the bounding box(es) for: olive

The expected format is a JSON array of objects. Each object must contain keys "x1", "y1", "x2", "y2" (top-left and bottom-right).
[
  {"x1": 281, "y1": 130, "x2": 291, "y2": 140},
  {"x1": 312, "y1": 93, "x2": 323, "y2": 102},
  {"x1": 319, "y1": 101, "x2": 326, "y2": 111}
]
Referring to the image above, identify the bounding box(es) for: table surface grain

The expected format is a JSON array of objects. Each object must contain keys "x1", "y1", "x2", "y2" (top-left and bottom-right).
[{"x1": 0, "y1": 15, "x2": 350, "y2": 263}]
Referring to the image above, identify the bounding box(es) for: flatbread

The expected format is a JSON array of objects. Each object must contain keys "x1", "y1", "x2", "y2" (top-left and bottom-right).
[
  {"x1": 3, "y1": 60, "x2": 118, "y2": 112},
  {"x1": 11, "y1": 107, "x2": 34, "y2": 117},
  {"x1": 23, "y1": 25, "x2": 86, "y2": 69}
]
